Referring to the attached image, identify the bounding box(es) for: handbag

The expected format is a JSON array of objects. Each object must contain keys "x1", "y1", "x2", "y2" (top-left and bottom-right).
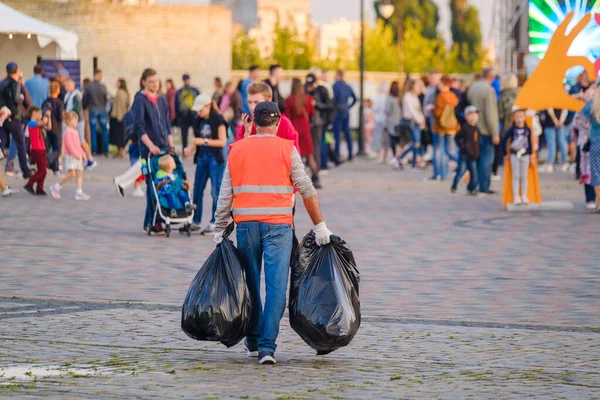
[
  {"x1": 399, "y1": 117, "x2": 413, "y2": 131},
  {"x1": 583, "y1": 139, "x2": 591, "y2": 152}
]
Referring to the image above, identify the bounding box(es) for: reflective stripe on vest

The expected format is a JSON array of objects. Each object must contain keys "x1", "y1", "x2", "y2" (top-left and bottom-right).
[
  {"x1": 232, "y1": 185, "x2": 294, "y2": 195},
  {"x1": 228, "y1": 136, "x2": 295, "y2": 224},
  {"x1": 232, "y1": 207, "x2": 294, "y2": 216}
]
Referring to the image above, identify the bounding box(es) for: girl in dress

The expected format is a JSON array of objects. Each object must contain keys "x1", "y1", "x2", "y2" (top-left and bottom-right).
[{"x1": 50, "y1": 112, "x2": 90, "y2": 201}]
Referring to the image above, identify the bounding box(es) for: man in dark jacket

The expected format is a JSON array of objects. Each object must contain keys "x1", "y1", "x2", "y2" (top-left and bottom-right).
[
  {"x1": 332, "y1": 69, "x2": 357, "y2": 161},
  {"x1": 306, "y1": 73, "x2": 333, "y2": 171},
  {"x1": 0, "y1": 62, "x2": 31, "y2": 179},
  {"x1": 83, "y1": 69, "x2": 109, "y2": 155},
  {"x1": 133, "y1": 68, "x2": 173, "y2": 232},
  {"x1": 175, "y1": 74, "x2": 200, "y2": 153},
  {"x1": 264, "y1": 64, "x2": 285, "y2": 113}
]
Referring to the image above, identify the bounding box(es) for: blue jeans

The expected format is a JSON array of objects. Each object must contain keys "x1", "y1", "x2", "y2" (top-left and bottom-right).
[
  {"x1": 192, "y1": 152, "x2": 223, "y2": 225},
  {"x1": 432, "y1": 133, "x2": 457, "y2": 179},
  {"x1": 585, "y1": 184, "x2": 596, "y2": 203},
  {"x1": 236, "y1": 222, "x2": 293, "y2": 353},
  {"x1": 333, "y1": 113, "x2": 352, "y2": 160},
  {"x1": 478, "y1": 135, "x2": 495, "y2": 192},
  {"x1": 89, "y1": 110, "x2": 109, "y2": 155},
  {"x1": 399, "y1": 125, "x2": 422, "y2": 168},
  {"x1": 451, "y1": 152, "x2": 478, "y2": 191},
  {"x1": 4, "y1": 138, "x2": 17, "y2": 172},
  {"x1": 544, "y1": 126, "x2": 567, "y2": 164}
]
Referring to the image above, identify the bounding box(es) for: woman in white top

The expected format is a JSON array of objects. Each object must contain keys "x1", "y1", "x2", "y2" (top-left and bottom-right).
[
  {"x1": 371, "y1": 81, "x2": 390, "y2": 163},
  {"x1": 399, "y1": 79, "x2": 426, "y2": 169}
]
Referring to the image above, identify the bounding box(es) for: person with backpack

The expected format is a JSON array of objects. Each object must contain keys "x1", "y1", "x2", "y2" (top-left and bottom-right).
[
  {"x1": 175, "y1": 74, "x2": 200, "y2": 154},
  {"x1": 432, "y1": 76, "x2": 460, "y2": 180},
  {"x1": 0, "y1": 62, "x2": 32, "y2": 179}
]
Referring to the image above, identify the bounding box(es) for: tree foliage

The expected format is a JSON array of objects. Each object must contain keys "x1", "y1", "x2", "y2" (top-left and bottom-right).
[
  {"x1": 231, "y1": 1, "x2": 486, "y2": 73},
  {"x1": 361, "y1": 21, "x2": 398, "y2": 72},
  {"x1": 375, "y1": 0, "x2": 440, "y2": 40},
  {"x1": 449, "y1": 0, "x2": 485, "y2": 72},
  {"x1": 232, "y1": 30, "x2": 262, "y2": 70}
]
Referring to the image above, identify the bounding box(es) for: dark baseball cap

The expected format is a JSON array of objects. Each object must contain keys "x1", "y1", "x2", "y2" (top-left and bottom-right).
[
  {"x1": 6, "y1": 62, "x2": 18, "y2": 74},
  {"x1": 306, "y1": 73, "x2": 316, "y2": 84},
  {"x1": 254, "y1": 102, "x2": 281, "y2": 127},
  {"x1": 182, "y1": 74, "x2": 190, "y2": 81}
]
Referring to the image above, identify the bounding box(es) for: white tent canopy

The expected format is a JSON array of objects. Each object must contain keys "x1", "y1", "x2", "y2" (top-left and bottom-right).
[{"x1": 0, "y1": 2, "x2": 79, "y2": 58}]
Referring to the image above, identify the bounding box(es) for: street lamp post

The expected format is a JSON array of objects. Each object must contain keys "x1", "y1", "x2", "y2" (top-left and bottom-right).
[
  {"x1": 357, "y1": 0, "x2": 366, "y2": 156},
  {"x1": 377, "y1": 0, "x2": 404, "y2": 80}
]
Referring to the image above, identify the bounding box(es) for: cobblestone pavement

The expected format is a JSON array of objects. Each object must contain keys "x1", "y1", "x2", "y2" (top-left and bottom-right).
[{"x1": 1, "y1": 157, "x2": 599, "y2": 398}]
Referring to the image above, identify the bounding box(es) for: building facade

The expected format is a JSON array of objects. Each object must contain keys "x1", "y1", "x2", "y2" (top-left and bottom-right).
[{"x1": 2, "y1": 0, "x2": 232, "y2": 95}]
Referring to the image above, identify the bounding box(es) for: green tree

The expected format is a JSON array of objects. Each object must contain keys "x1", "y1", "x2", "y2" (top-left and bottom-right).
[
  {"x1": 449, "y1": 0, "x2": 485, "y2": 72},
  {"x1": 402, "y1": 20, "x2": 447, "y2": 73},
  {"x1": 232, "y1": 30, "x2": 262, "y2": 70},
  {"x1": 362, "y1": 21, "x2": 397, "y2": 72},
  {"x1": 374, "y1": 0, "x2": 440, "y2": 40},
  {"x1": 270, "y1": 17, "x2": 318, "y2": 70}
]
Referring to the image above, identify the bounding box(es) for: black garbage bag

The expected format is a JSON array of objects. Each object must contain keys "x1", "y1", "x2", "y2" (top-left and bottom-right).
[
  {"x1": 181, "y1": 224, "x2": 251, "y2": 348},
  {"x1": 289, "y1": 231, "x2": 361, "y2": 355}
]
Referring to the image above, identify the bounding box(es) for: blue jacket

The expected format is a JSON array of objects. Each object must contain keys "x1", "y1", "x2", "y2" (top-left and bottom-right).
[
  {"x1": 332, "y1": 80, "x2": 357, "y2": 116},
  {"x1": 582, "y1": 101, "x2": 600, "y2": 143},
  {"x1": 132, "y1": 91, "x2": 171, "y2": 150},
  {"x1": 25, "y1": 75, "x2": 49, "y2": 108}
]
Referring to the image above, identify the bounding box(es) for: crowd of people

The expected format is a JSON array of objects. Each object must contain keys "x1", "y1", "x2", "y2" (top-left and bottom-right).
[
  {"x1": 1, "y1": 61, "x2": 600, "y2": 212},
  {"x1": 365, "y1": 67, "x2": 600, "y2": 208}
]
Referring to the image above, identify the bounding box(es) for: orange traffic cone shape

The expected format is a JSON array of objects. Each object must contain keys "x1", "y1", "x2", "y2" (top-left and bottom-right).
[{"x1": 502, "y1": 115, "x2": 542, "y2": 209}]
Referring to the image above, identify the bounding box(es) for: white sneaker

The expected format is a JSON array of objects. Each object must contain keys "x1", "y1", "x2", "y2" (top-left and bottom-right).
[
  {"x1": 50, "y1": 184, "x2": 61, "y2": 200},
  {"x1": 390, "y1": 158, "x2": 400, "y2": 170},
  {"x1": 201, "y1": 223, "x2": 216, "y2": 235},
  {"x1": 586, "y1": 202, "x2": 597, "y2": 210},
  {"x1": 319, "y1": 170, "x2": 329, "y2": 176},
  {"x1": 132, "y1": 187, "x2": 145, "y2": 198},
  {"x1": 514, "y1": 196, "x2": 523, "y2": 206},
  {"x1": 542, "y1": 164, "x2": 554, "y2": 173},
  {"x1": 569, "y1": 163, "x2": 577, "y2": 174},
  {"x1": 560, "y1": 163, "x2": 569, "y2": 173},
  {"x1": 75, "y1": 192, "x2": 90, "y2": 201},
  {"x1": 521, "y1": 195, "x2": 530, "y2": 205},
  {"x1": 491, "y1": 174, "x2": 501, "y2": 181}
]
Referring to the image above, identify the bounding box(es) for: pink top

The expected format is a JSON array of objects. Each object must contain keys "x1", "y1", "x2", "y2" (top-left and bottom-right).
[
  {"x1": 63, "y1": 127, "x2": 86, "y2": 159},
  {"x1": 235, "y1": 114, "x2": 300, "y2": 154}
]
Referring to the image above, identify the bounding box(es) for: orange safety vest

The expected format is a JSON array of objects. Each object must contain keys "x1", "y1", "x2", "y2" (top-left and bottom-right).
[{"x1": 228, "y1": 136, "x2": 295, "y2": 225}]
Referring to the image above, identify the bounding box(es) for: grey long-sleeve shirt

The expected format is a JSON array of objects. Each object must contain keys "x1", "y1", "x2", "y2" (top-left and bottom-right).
[{"x1": 214, "y1": 136, "x2": 317, "y2": 232}]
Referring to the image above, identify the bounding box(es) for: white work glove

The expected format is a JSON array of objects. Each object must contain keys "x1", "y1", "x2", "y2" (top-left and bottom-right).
[
  {"x1": 314, "y1": 222, "x2": 333, "y2": 246},
  {"x1": 214, "y1": 230, "x2": 224, "y2": 245}
]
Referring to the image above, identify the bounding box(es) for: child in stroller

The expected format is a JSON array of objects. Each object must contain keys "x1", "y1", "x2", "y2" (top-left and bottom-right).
[{"x1": 155, "y1": 154, "x2": 196, "y2": 218}]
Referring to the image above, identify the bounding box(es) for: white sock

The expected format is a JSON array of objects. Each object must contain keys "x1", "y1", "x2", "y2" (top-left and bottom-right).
[{"x1": 76, "y1": 189, "x2": 82, "y2": 194}]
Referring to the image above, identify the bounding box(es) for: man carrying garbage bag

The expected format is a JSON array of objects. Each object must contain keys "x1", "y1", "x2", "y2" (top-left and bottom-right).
[{"x1": 213, "y1": 101, "x2": 333, "y2": 365}]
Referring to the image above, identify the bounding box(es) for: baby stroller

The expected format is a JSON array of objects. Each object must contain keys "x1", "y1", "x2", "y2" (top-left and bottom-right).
[{"x1": 147, "y1": 152, "x2": 194, "y2": 237}]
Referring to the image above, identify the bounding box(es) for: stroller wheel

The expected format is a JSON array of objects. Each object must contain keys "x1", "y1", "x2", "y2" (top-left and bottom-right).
[
  {"x1": 186, "y1": 224, "x2": 192, "y2": 237},
  {"x1": 165, "y1": 225, "x2": 171, "y2": 238},
  {"x1": 147, "y1": 225, "x2": 152, "y2": 236}
]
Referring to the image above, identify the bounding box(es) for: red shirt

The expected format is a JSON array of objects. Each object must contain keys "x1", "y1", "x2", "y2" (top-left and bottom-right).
[
  {"x1": 28, "y1": 123, "x2": 45, "y2": 151},
  {"x1": 235, "y1": 114, "x2": 300, "y2": 154},
  {"x1": 145, "y1": 90, "x2": 159, "y2": 105}
]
